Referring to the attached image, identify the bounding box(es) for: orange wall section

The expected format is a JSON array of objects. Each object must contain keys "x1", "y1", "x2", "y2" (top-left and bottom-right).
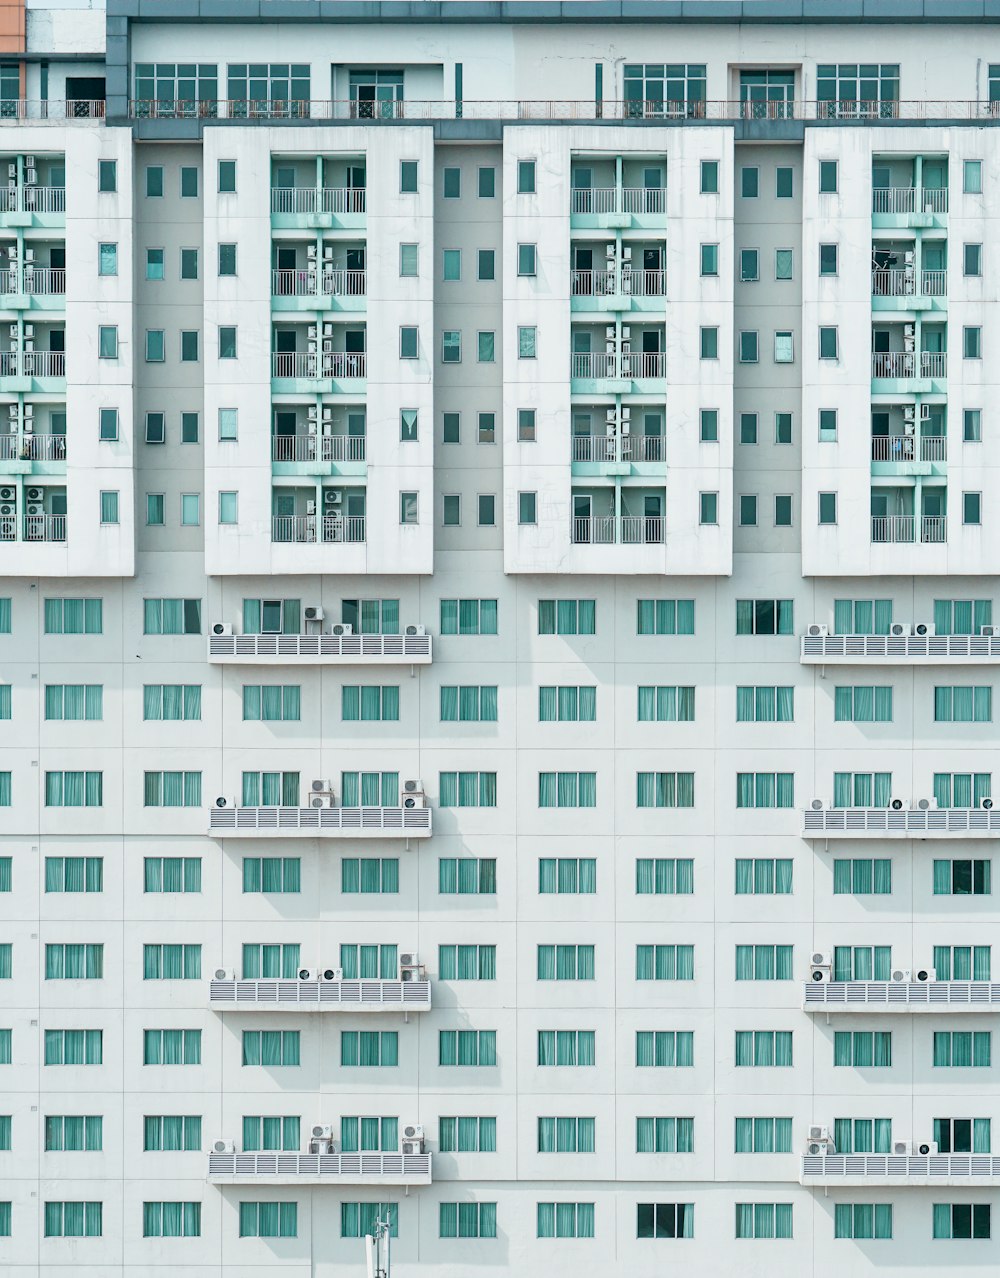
[{"x1": 0, "y1": 0, "x2": 24, "y2": 55}]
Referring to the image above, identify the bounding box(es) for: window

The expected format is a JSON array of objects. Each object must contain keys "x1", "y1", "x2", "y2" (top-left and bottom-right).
[
  {"x1": 835, "y1": 1204, "x2": 893, "y2": 1240},
  {"x1": 145, "y1": 329, "x2": 164, "y2": 362},
  {"x1": 437, "y1": 854, "x2": 496, "y2": 895},
  {"x1": 98, "y1": 325, "x2": 118, "y2": 358},
  {"x1": 538, "y1": 858, "x2": 595, "y2": 894},
  {"x1": 443, "y1": 167, "x2": 461, "y2": 198},
  {"x1": 740, "y1": 249, "x2": 759, "y2": 282},
  {"x1": 834, "y1": 771, "x2": 892, "y2": 807},
  {"x1": 833, "y1": 859, "x2": 892, "y2": 895},
  {"x1": 637, "y1": 686, "x2": 694, "y2": 722},
  {"x1": 819, "y1": 328, "x2": 839, "y2": 360},
  {"x1": 537, "y1": 1030, "x2": 595, "y2": 1067},
  {"x1": 963, "y1": 242, "x2": 984, "y2": 278},
  {"x1": 736, "y1": 686, "x2": 793, "y2": 722},
  {"x1": 518, "y1": 326, "x2": 537, "y2": 358},
  {"x1": 438, "y1": 945, "x2": 496, "y2": 981},
  {"x1": 144, "y1": 411, "x2": 165, "y2": 445},
  {"x1": 773, "y1": 412, "x2": 793, "y2": 444},
  {"x1": 739, "y1": 495, "x2": 758, "y2": 527},
  {"x1": 99, "y1": 408, "x2": 119, "y2": 441},
  {"x1": 180, "y1": 330, "x2": 199, "y2": 361},
  {"x1": 145, "y1": 165, "x2": 163, "y2": 197},
  {"x1": 699, "y1": 492, "x2": 718, "y2": 524},
  {"x1": 144, "y1": 1115, "x2": 202, "y2": 1152},
  {"x1": 636, "y1": 858, "x2": 693, "y2": 895},
  {"x1": 45, "y1": 1115, "x2": 102, "y2": 1151},
  {"x1": 934, "y1": 859, "x2": 991, "y2": 896},
  {"x1": 935, "y1": 600, "x2": 993, "y2": 636},
  {"x1": 518, "y1": 159, "x2": 536, "y2": 193},
  {"x1": 834, "y1": 1030, "x2": 892, "y2": 1067},
  {"x1": 537, "y1": 598, "x2": 595, "y2": 635},
  {"x1": 439, "y1": 1029, "x2": 496, "y2": 1066},
  {"x1": 144, "y1": 857, "x2": 202, "y2": 893},
  {"x1": 636, "y1": 944, "x2": 694, "y2": 981},
  {"x1": 741, "y1": 166, "x2": 758, "y2": 197},
  {"x1": 143, "y1": 771, "x2": 201, "y2": 807},
  {"x1": 144, "y1": 944, "x2": 201, "y2": 980},
  {"x1": 145, "y1": 247, "x2": 164, "y2": 281},
  {"x1": 339, "y1": 771, "x2": 395, "y2": 807},
  {"x1": 934, "y1": 1118, "x2": 992, "y2": 1154},
  {"x1": 397, "y1": 491, "x2": 417, "y2": 525},
  {"x1": 517, "y1": 243, "x2": 537, "y2": 276},
  {"x1": 218, "y1": 491, "x2": 238, "y2": 525},
  {"x1": 819, "y1": 159, "x2": 838, "y2": 192},
  {"x1": 440, "y1": 598, "x2": 497, "y2": 636},
  {"x1": 934, "y1": 946, "x2": 991, "y2": 981},
  {"x1": 399, "y1": 160, "x2": 418, "y2": 193},
  {"x1": 637, "y1": 599, "x2": 694, "y2": 635},
  {"x1": 244, "y1": 857, "x2": 300, "y2": 894},
  {"x1": 537, "y1": 945, "x2": 594, "y2": 981},
  {"x1": 819, "y1": 243, "x2": 838, "y2": 276},
  {"x1": 440, "y1": 1117, "x2": 496, "y2": 1151},
  {"x1": 735, "y1": 1117, "x2": 792, "y2": 1153},
  {"x1": 239, "y1": 1202, "x2": 297, "y2": 1238},
  {"x1": 700, "y1": 326, "x2": 718, "y2": 358},
  {"x1": 341, "y1": 1202, "x2": 398, "y2": 1239},
  {"x1": 341, "y1": 599, "x2": 400, "y2": 636},
  {"x1": 700, "y1": 409, "x2": 719, "y2": 442},
  {"x1": 44, "y1": 1202, "x2": 103, "y2": 1237},
  {"x1": 735, "y1": 858, "x2": 793, "y2": 895},
  {"x1": 834, "y1": 599, "x2": 893, "y2": 635},
  {"x1": 143, "y1": 598, "x2": 201, "y2": 634},
  {"x1": 962, "y1": 408, "x2": 983, "y2": 442},
  {"x1": 700, "y1": 159, "x2": 718, "y2": 193},
  {"x1": 143, "y1": 1202, "x2": 201, "y2": 1238},
  {"x1": 537, "y1": 1202, "x2": 594, "y2": 1239},
  {"x1": 775, "y1": 167, "x2": 793, "y2": 197},
  {"x1": 219, "y1": 326, "x2": 237, "y2": 359},
  {"x1": 45, "y1": 772, "x2": 102, "y2": 807},
  {"x1": 44, "y1": 1029, "x2": 102, "y2": 1065},
  {"x1": 98, "y1": 490, "x2": 119, "y2": 525},
  {"x1": 473, "y1": 248, "x2": 495, "y2": 282},
  {"x1": 217, "y1": 158, "x2": 236, "y2": 192},
  {"x1": 835, "y1": 685, "x2": 893, "y2": 722},
  {"x1": 439, "y1": 1202, "x2": 496, "y2": 1239},
  {"x1": 735, "y1": 1202, "x2": 792, "y2": 1239},
  {"x1": 539, "y1": 772, "x2": 595, "y2": 808},
  {"x1": 736, "y1": 773, "x2": 794, "y2": 808},
  {"x1": 932, "y1": 1203, "x2": 990, "y2": 1239},
  {"x1": 735, "y1": 1031, "x2": 793, "y2": 1067},
  {"x1": 178, "y1": 165, "x2": 198, "y2": 197},
  {"x1": 636, "y1": 772, "x2": 695, "y2": 808},
  {"x1": 964, "y1": 159, "x2": 983, "y2": 194},
  {"x1": 44, "y1": 857, "x2": 103, "y2": 893},
  {"x1": 700, "y1": 243, "x2": 718, "y2": 276},
  {"x1": 399, "y1": 242, "x2": 418, "y2": 277},
  {"x1": 218, "y1": 242, "x2": 237, "y2": 276},
  {"x1": 180, "y1": 248, "x2": 198, "y2": 279},
  {"x1": 143, "y1": 684, "x2": 201, "y2": 721},
  {"x1": 241, "y1": 684, "x2": 301, "y2": 722},
  {"x1": 476, "y1": 165, "x2": 495, "y2": 198},
  {"x1": 242, "y1": 1030, "x2": 299, "y2": 1066},
  {"x1": 934, "y1": 686, "x2": 991, "y2": 722},
  {"x1": 775, "y1": 249, "x2": 793, "y2": 280},
  {"x1": 474, "y1": 412, "x2": 495, "y2": 444},
  {"x1": 441, "y1": 685, "x2": 498, "y2": 722},
  {"x1": 44, "y1": 685, "x2": 102, "y2": 721},
  {"x1": 739, "y1": 331, "x2": 758, "y2": 363},
  {"x1": 441, "y1": 330, "x2": 461, "y2": 363},
  {"x1": 964, "y1": 491, "x2": 982, "y2": 525},
  {"x1": 476, "y1": 331, "x2": 495, "y2": 364},
  {"x1": 143, "y1": 1029, "x2": 201, "y2": 1065},
  {"x1": 834, "y1": 945, "x2": 890, "y2": 981},
  {"x1": 342, "y1": 858, "x2": 398, "y2": 894},
  {"x1": 538, "y1": 1116, "x2": 595, "y2": 1153},
  {"x1": 736, "y1": 599, "x2": 793, "y2": 635},
  {"x1": 399, "y1": 408, "x2": 418, "y2": 442},
  {"x1": 774, "y1": 330, "x2": 794, "y2": 362},
  {"x1": 965, "y1": 326, "x2": 982, "y2": 359},
  {"x1": 635, "y1": 1030, "x2": 693, "y2": 1067},
  {"x1": 736, "y1": 945, "x2": 793, "y2": 981},
  {"x1": 441, "y1": 248, "x2": 461, "y2": 282},
  {"x1": 96, "y1": 241, "x2": 118, "y2": 276},
  {"x1": 439, "y1": 772, "x2": 496, "y2": 807},
  {"x1": 98, "y1": 159, "x2": 116, "y2": 192},
  {"x1": 637, "y1": 1202, "x2": 693, "y2": 1239},
  {"x1": 517, "y1": 491, "x2": 536, "y2": 525},
  {"x1": 819, "y1": 408, "x2": 838, "y2": 441}
]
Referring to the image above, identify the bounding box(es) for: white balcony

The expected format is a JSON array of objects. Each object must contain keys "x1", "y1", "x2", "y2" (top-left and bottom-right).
[
  {"x1": 621, "y1": 351, "x2": 666, "y2": 378},
  {"x1": 270, "y1": 187, "x2": 366, "y2": 215},
  {"x1": 801, "y1": 1153, "x2": 1000, "y2": 1186},
  {"x1": 272, "y1": 514, "x2": 366, "y2": 544},
  {"x1": 802, "y1": 807, "x2": 1000, "y2": 838},
  {"x1": 871, "y1": 268, "x2": 947, "y2": 297},
  {"x1": 209, "y1": 977, "x2": 431, "y2": 1012},
  {"x1": 208, "y1": 805, "x2": 432, "y2": 838},
  {"x1": 0, "y1": 351, "x2": 65, "y2": 378},
  {"x1": 801, "y1": 633, "x2": 1000, "y2": 664},
  {"x1": 871, "y1": 515, "x2": 947, "y2": 544},
  {"x1": 0, "y1": 186, "x2": 64, "y2": 213},
  {"x1": 1, "y1": 513, "x2": 66, "y2": 542},
  {"x1": 0, "y1": 432, "x2": 65, "y2": 462},
  {"x1": 271, "y1": 352, "x2": 366, "y2": 379},
  {"x1": 870, "y1": 435, "x2": 946, "y2": 462},
  {"x1": 571, "y1": 433, "x2": 664, "y2": 463},
  {"x1": 208, "y1": 1150, "x2": 432, "y2": 1186},
  {"x1": 570, "y1": 268, "x2": 666, "y2": 297},
  {"x1": 571, "y1": 515, "x2": 664, "y2": 545},
  {"x1": 208, "y1": 632, "x2": 432, "y2": 665},
  {"x1": 271, "y1": 434, "x2": 366, "y2": 463},
  {"x1": 804, "y1": 980, "x2": 1000, "y2": 1012},
  {"x1": 271, "y1": 268, "x2": 366, "y2": 298},
  {"x1": 871, "y1": 351, "x2": 947, "y2": 379},
  {"x1": 570, "y1": 188, "x2": 665, "y2": 215},
  {"x1": 872, "y1": 187, "x2": 948, "y2": 215}
]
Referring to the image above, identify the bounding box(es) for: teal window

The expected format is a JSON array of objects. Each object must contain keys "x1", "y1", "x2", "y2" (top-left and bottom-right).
[
  {"x1": 339, "y1": 771, "x2": 394, "y2": 806},
  {"x1": 538, "y1": 598, "x2": 595, "y2": 634},
  {"x1": 833, "y1": 859, "x2": 892, "y2": 895},
  {"x1": 700, "y1": 243, "x2": 718, "y2": 276},
  {"x1": 700, "y1": 160, "x2": 718, "y2": 193},
  {"x1": 736, "y1": 773, "x2": 794, "y2": 808},
  {"x1": 835, "y1": 1204, "x2": 893, "y2": 1240},
  {"x1": 145, "y1": 329, "x2": 165, "y2": 361},
  {"x1": 44, "y1": 685, "x2": 102, "y2": 720},
  {"x1": 964, "y1": 492, "x2": 982, "y2": 525},
  {"x1": 636, "y1": 1116, "x2": 693, "y2": 1153},
  {"x1": 933, "y1": 772, "x2": 991, "y2": 808},
  {"x1": 439, "y1": 772, "x2": 496, "y2": 807},
  {"x1": 44, "y1": 1029, "x2": 102, "y2": 1065},
  {"x1": 740, "y1": 249, "x2": 759, "y2": 282},
  {"x1": 340, "y1": 599, "x2": 398, "y2": 635},
  {"x1": 637, "y1": 1203, "x2": 692, "y2": 1238},
  {"x1": 342, "y1": 1203, "x2": 398, "y2": 1238},
  {"x1": 700, "y1": 326, "x2": 718, "y2": 358},
  {"x1": 478, "y1": 249, "x2": 495, "y2": 280},
  {"x1": 835, "y1": 599, "x2": 893, "y2": 635},
  {"x1": 636, "y1": 858, "x2": 693, "y2": 894},
  {"x1": 144, "y1": 1115, "x2": 202, "y2": 1151},
  {"x1": 99, "y1": 409, "x2": 118, "y2": 442},
  {"x1": 400, "y1": 408, "x2": 418, "y2": 441},
  {"x1": 819, "y1": 243, "x2": 838, "y2": 276},
  {"x1": 45, "y1": 772, "x2": 102, "y2": 807},
  {"x1": 239, "y1": 1202, "x2": 297, "y2": 1238},
  {"x1": 834, "y1": 1030, "x2": 892, "y2": 1067},
  {"x1": 735, "y1": 1202, "x2": 792, "y2": 1239},
  {"x1": 440, "y1": 1117, "x2": 496, "y2": 1152},
  {"x1": 637, "y1": 599, "x2": 694, "y2": 634},
  {"x1": 933, "y1": 946, "x2": 991, "y2": 981},
  {"x1": 143, "y1": 684, "x2": 201, "y2": 720},
  {"x1": 775, "y1": 249, "x2": 793, "y2": 280},
  {"x1": 242, "y1": 1116, "x2": 300, "y2": 1152},
  {"x1": 700, "y1": 409, "x2": 718, "y2": 441},
  {"x1": 833, "y1": 1117, "x2": 892, "y2": 1154},
  {"x1": 44, "y1": 1202, "x2": 103, "y2": 1237},
  {"x1": 143, "y1": 771, "x2": 201, "y2": 807},
  {"x1": 143, "y1": 944, "x2": 201, "y2": 980},
  {"x1": 243, "y1": 857, "x2": 300, "y2": 893},
  {"x1": 218, "y1": 160, "x2": 236, "y2": 192},
  {"x1": 518, "y1": 491, "x2": 536, "y2": 524},
  {"x1": 537, "y1": 945, "x2": 594, "y2": 980},
  {"x1": 399, "y1": 326, "x2": 418, "y2": 358},
  {"x1": 143, "y1": 598, "x2": 201, "y2": 634},
  {"x1": 143, "y1": 1202, "x2": 201, "y2": 1237},
  {"x1": 439, "y1": 944, "x2": 495, "y2": 981},
  {"x1": 739, "y1": 494, "x2": 758, "y2": 527},
  {"x1": 242, "y1": 1030, "x2": 299, "y2": 1066},
  {"x1": 341, "y1": 1030, "x2": 398, "y2": 1066},
  {"x1": 932, "y1": 1204, "x2": 991, "y2": 1239},
  {"x1": 741, "y1": 165, "x2": 758, "y2": 197},
  {"x1": 819, "y1": 160, "x2": 838, "y2": 192},
  {"x1": 218, "y1": 328, "x2": 237, "y2": 360},
  {"x1": 518, "y1": 326, "x2": 537, "y2": 358},
  {"x1": 98, "y1": 242, "x2": 117, "y2": 275},
  {"x1": 180, "y1": 248, "x2": 198, "y2": 279},
  {"x1": 736, "y1": 599, "x2": 793, "y2": 635},
  {"x1": 934, "y1": 686, "x2": 992, "y2": 722},
  {"x1": 399, "y1": 243, "x2": 418, "y2": 276},
  {"x1": 775, "y1": 167, "x2": 794, "y2": 197},
  {"x1": 818, "y1": 489, "x2": 837, "y2": 522},
  {"x1": 834, "y1": 945, "x2": 891, "y2": 981},
  {"x1": 145, "y1": 248, "x2": 164, "y2": 280},
  {"x1": 180, "y1": 493, "x2": 200, "y2": 525},
  {"x1": 441, "y1": 330, "x2": 461, "y2": 362},
  {"x1": 538, "y1": 858, "x2": 595, "y2": 894},
  {"x1": 342, "y1": 858, "x2": 398, "y2": 894},
  {"x1": 439, "y1": 857, "x2": 496, "y2": 894},
  {"x1": 340, "y1": 1116, "x2": 396, "y2": 1153},
  {"x1": 735, "y1": 1031, "x2": 793, "y2": 1067},
  {"x1": 0, "y1": 858, "x2": 9, "y2": 891},
  {"x1": 637, "y1": 686, "x2": 694, "y2": 721},
  {"x1": 45, "y1": 857, "x2": 103, "y2": 893},
  {"x1": 242, "y1": 943, "x2": 300, "y2": 979},
  {"x1": 517, "y1": 160, "x2": 535, "y2": 193},
  {"x1": 636, "y1": 772, "x2": 695, "y2": 807},
  {"x1": 219, "y1": 409, "x2": 238, "y2": 440},
  {"x1": 735, "y1": 858, "x2": 793, "y2": 895},
  {"x1": 144, "y1": 857, "x2": 201, "y2": 893},
  {"x1": 538, "y1": 1116, "x2": 596, "y2": 1153},
  {"x1": 0, "y1": 1028, "x2": 9, "y2": 1062},
  {"x1": 834, "y1": 685, "x2": 893, "y2": 721},
  {"x1": 44, "y1": 598, "x2": 102, "y2": 634},
  {"x1": 443, "y1": 167, "x2": 461, "y2": 198},
  {"x1": 538, "y1": 1030, "x2": 595, "y2": 1066},
  {"x1": 242, "y1": 684, "x2": 301, "y2": 721},
  {"x1": 399, "y1": 160, "x2": 418, "y2": 192},
  {"x1": 537, "y1": 1202, "x2": 594, "y2": 1239},
  {"x1": 439, "y1": 1029, "x2": 496, "y2": 1065},
  {"x1": 441, "y1": 685, "x2": 498, "y2": 721},
  {"x1": 98, "y1": 160, "x2": 117, "y2": 192},
  {"x1": 0, "y1": 774, "x2": 8, "y2": 806},
  {"x1": 218, "y1": 242, "x2": 237, "y2": 275},
  {"x1": 44, "y1": 1115, "x2": 102, "y2": 1151},
  {"x1": 934, "y1": 859, "x2": 991, "y2": 895},
  {"x1": 440, "y1": 598, "x2": 497, "y2": 635},
  {"x1": 145, "y1": 494, "x2": 164, "y2": 526},
  {"x1": 98, "y1": 325, "x2": 118, "y2": 358},
  {"x1": 180, "y1": 166, "x2": 198, "y2": 197},
  {"x1": 539, "y1": 772, "x2": 595, "y2": 807},
  {"x1": 775, "y1": 412, "x2": 793, "y2": 443},
  {"x1": 478, "y1": 166, "x2": 495, "y2": 197},
  {"x1": 636, "y1": 945, "x2": 694, "y2": 981},
  {"x1": 740, "y1": 414, "x2": 758, "y2": 445},
  {"x1": 180, "y1": 330, "x2": 199, "y2": 361},
  {"x1": 734, "y1": 1117, "x2": 792, "y2": 1153},
  {"x1": 935, "y1": 1118, "x2": 991, "y2": 1154},
  {"x1": 819, "y1": 408, "x2": 838, "y2": 440},
  {"x1": 517, "y1": 243, "x2": 537, "y2": 276},
  {"x1": 774, "y1": 330, "x2": 794, "y2": 362},
  {"x1": 635, "y1": 1030, "x2": 693, "y2": 1067},
  {"x1": 736, "y1": 687, "x2": 793, "y2": 722},
  {"x1": 964, "y1": 326, "x2": 982, "y2": 359},
  {"x1": 736, "y1": 945, "x2": 792, "y2": 980},
  {"x1": 934, "y1": 600, "x2": 992, "y2": 635}
]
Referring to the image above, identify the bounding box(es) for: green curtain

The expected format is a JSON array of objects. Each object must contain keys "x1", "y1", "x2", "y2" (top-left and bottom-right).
[{"x1": 0, "y1": 598, "x2": 9, "y2": 632}]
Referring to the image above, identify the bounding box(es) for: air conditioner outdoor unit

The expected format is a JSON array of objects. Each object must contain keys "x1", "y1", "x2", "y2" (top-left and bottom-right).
[
  {"x1": 310, "y1": 778, "x2": 332, "y2": 793},
  {"x1": 903, "y1": 254, "x2": 915, "y2": 268},
  {"x1": 810, "y1": 951, "x2": 831, "y2": 968},
  {"x1": 26, "y1": 503, "x2": 41, "y2": 516},
  {"x1": 321, "y1": 407, "x2": 333, "y2": 423},
  {"x1": 310, "y1": 794, "x2": 332, "y2": 808},
  {"x1": 981, "y1": 625, "x2": 1000, "y2": 638},
  {"x1": 297, "y1": 968, "x2": 319, "y2": 981},
  {"x1": 25, "y1": 170, "x2": 36, "y2": 187},
  {"x1": 403, "y1": 795, "x2": 425, "y2": 810},
  {"x1": 917, "y1": 1141, "x2": 939, "y2": 1156},
  {"x1": 212, "y1": 1139, "x2": 235, "y2": 1154},
  {"x1": 0, "y1": 505, "x2": 12, "y2": 516},
  {"x1": 400, "y1": 953, "x2": 420, "y2": 978},
  {"x1": 322, "y1": 338, "x2": 333, "y2": 353},
  {"x1": 890, "y1": 622, "x2": 912, "y2": 637},
  {"x1": 212, "y1": 621, "x2": 233, "y2": 636},
  {"x1": 403, "y1": 779, "x2": 424, "y2": 794},
  {"x1": 810, "y1": 966, "x2": 831, "y2": 983},
  {"x1": 889, "y1": 797, "x2": 910, "y2": 811},
  {"x1": 605, "y1": 325, "x2": 615, "y2": 340},
  {"x1": 6, "y1": 251, "x2": 14, "y2": 264},
  {"x1": 401, "y1": 1137, "x2": 424, "y2": 1155},
  {"x1": 7, "y1": 404, "x2": 15, "y2": 420},
  {"x1": 809, "y1": 798, "x2": 830, "y2": 811},
  {"x1": 307, "y1": 404, "x2": 319, "y2": 420},
  {"x1": 214, "y1": 968, "x2": 235, "y2": 981},
  {"x1": 0, "y1": 486, "x2": 12, "y2": 499},
  {"x1": 6, "y1": 164, "x2": 13, "y2": 179},
  {"x1": 307, "y1": 325, "x2": 317, "y2": 339},
  {"x1": 620, "y1": 405, "x2": 631, "y2": 422},
  {"x1": 893, "y1": 1139, "x2": 913, "y2": 1156},
  {"x1": 891, "y1": 969, "x2": 912, "y2": 983},
  {"x1": 807, "y1": 1138, "x2": 833, "y2": 1155},
  {"x1": 404, "y1": 624, "x2": 426, "y2": 636},
  {"x1": 913, "y1": 622, "x2": 935, "y2": 637},
  {"x1": 26, "y1": 486, "x2": 42, "y2": 500},
  {"x1": 323, "y1": 489, "x2": 340, "y2": 506},
  {"x1": 807, "y1": 623, "x2": 829, "y2": 637},
  {"x1": 304, "y1": 605, "x2": 324, "y2": 621},
  {"x1": 311, "y1": 1124, "x2": 333, "y2": 1142},
  {"x1": 22, "y1": 402, "x2": 31, "y2": 416},
  {"x1": 331, "y1": 623, "x2": 352, "y2": 637},
  {"x1": 902, "y1": 404, "x2": 916, "y2": 422},
  {"x1": 916, "y1": 968, "x2": 937, "y2": 982},
  {"x1": 916, "y1": 797, "x2": 938, "y2": 811},
  {"x1": 982, "y1": 797, "x2": 995, "y2": 810},
  {"x1": 605, "y1": 244, "x2": 616, "y2": 260},
  {"x1": 321, "y1": 968, "x2": 343, "y2": 982},
  {"x1": 323, "y1": 322, "x2": 334, "y2": 337},
  {"x1": 23, "y1": 249, "x2": 33, "y2": 263},
  {"x1": 920, "y1": 403, "x2": 931, "y2": 420},
  {"x1": 808, "y1": 1124, "x2": 831, "y2": 1143},
  {"x1": 25, "y1": 156, "x2": 35, "y2": 169},
  {"x1": 403, "y1": 1123, "x2": 425, "y2": 1141},
  {"x1": 307, "y1": 244, "x2": 317, "y2": 259},
  {"x1": 213, "y1": 795, "x2": 232, "y2": 809},
  {"x1": 306, "y1": 500, "x2": 316, "y2": 514}
]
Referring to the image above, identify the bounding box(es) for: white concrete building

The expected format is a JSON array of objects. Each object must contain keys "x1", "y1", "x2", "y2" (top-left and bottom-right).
[{"x1": 1, "y1": 0, "x2": 1000, "y2": 1272}]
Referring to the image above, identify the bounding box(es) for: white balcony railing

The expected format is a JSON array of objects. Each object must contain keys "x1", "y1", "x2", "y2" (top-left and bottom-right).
[
  {"x1": 621, "y1": 515, "x2": 664, "y2": 543},
  {"x1": 871, "y1": 351, "x2": 948, "y2": 379},
  {"x1": 571, "y1": 434, "x2": 664, "y2": 463},
  {"x1": 870, "y1": 436, "x2": 947, "y2": 463},
  {"x1": 271, "y1": 434, "x2": 366, "y2": 462},
  {"x1": 270, "y1": 188, "x2": 366, "y2": 215},
  {"x1": 207, "y1": 631, "x2": 432, "y2": 664},
  {"x1": 271, "y1": 269, "x2": 366, "y2": 297},
  {"x1": 208, "y1": 1151, "x2": 431, "y2": 1185},
  {"x1": 800, "y1": 632, "x2": 1000, "y2": 663},
  {"x1": 621, "y1": 351, "x2": 665, "y2": 378},
  {"x1": 872, "y1": 186, "x2": 947, "y2": 215},
  {"x1": 571, "y1": 516, "x2": 664, "y2": 546},
  {"x1": 209, "y1": 977, "x2": 431, "y2": 1011},
  {"x1": 571, "y1": 352, "x2": 617, "y2": 379},
  {"x1": 922, "y1": 269, "x2": 948, "y2": 295},
  {"x1": 802, "y1": 1153, "x2": 1000, "y2": 1184},
  {"x1": 802, "y1": 806, "x2": 1000, "y2": 837},
  {"x1": 572, "y1": 515, "x2": 616, "y2": 544},
  {"x1": 804, "y1": 980, "x2": 1000, "y2": 1010},
  {"x1": 871, "y1": 268, "x2": 948, "y2": 298},
  {"x1": 621, "y1": 187, "x2": 667, "y2": 214},
  {"x1": 571, "y1": 268, "x2": 666, "y2": 297},
  {"x1": 18, "y1": 433, "x2": 65, "y2": 461},
  {"x1": 622, "y1": 268, "x2": 666, "y2": 296},
  {"x1": 23, "y1": 267, "x2": 65, "y2": 295},
  {"x1": 0, "y1": 186, "x2": 65, "y2": 213},
  {"x1": 271, "y1": 352, "x2": 366, "y2": 379},
  {"x1": 271, "y1": 515, "x2": 366, "y2": 544},
  {"x1": 209, "y1": 805, "x2": 432, "y2": 836},
  {"x1": 871, "y1": 515, "x2": 945, "y2": 544},
  {"x1": 570, "y1": 352, "x2": 665, "y2": 379},
  {"x1": 570, "y1": 187, "x2": 618, "y2": 215},
  {"x1": 0, "y1": 351, "x2": 65, "y2": 378},
  {"x1": 3, "y1": 513, "x2": 67, "y2": 542},
  {"x1": 570, "y1": 269, "x2": 618, "y2": 296}
]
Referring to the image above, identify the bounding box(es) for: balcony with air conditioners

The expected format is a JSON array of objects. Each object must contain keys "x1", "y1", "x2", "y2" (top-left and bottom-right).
[
  {"x1": 208, "y1": 1127, "x2": 431, "y2": 1186},
  {"x1": 570, "y1": 321, "x2": 666, "y2": 394},
  {"x1": 0, "y1": 479, "x2": 65, "y2": 542},
  {"x1": 800, "y1": 1130, "x2": 1000, "y2": 1185},
  {"x1": 208, "y1": 955, "x2": 431, "y2": 1012},
  {"x1": 208, "y1": 778, "x2": 432, "y2": 837},
  {"x1": 271, "y1": 402, "x2": 366, "y2": 475},
  {"x1": 802, "y1": 794, "x2": 1000, "y2": 838},
  {"x1": 870, "y1": 402, "x2": 946, "y2": 476},
  {"x1": 0, "y1": 239, "x2": 65, "y2": 310},
  {"x1": 569, "y1": 156, "x2": 667, "y2": 231},
  {"x1": 570, "y1": 402, "x2": 665, "y2": 475},
  {"x1": 270, "y1": 154, "x2": 366, "y2": 230},
  {"x1": 271, "y1": 238, "x2": 366, "y2": 313},
  {"x1": 0, "y1": 400, "x2": 65, "y2": 473},
  {"x1": 271, "y1": 482, "x2": 366, "y2": 546},
  {"x1": 803, "y1": 952, "x2": 1000, "y2": 1011},
  {"x1": 870, "y1": 484, "x2": 946, "y2": 546},
  {"x1": 570, "y1": 239, "x2": 666, "y2": 314},
  {"x1": 871, "y1": 154, "x2": 948, "y2": 230},
  {"x1": 0, "y1": 153, "x2": 65, "y2": 229},
  {"x1": 871, "y1": 319, "x2": 946, "y2": 392},
  {"x1": 800, "y1": 619, "x2": 1000, "y2": 664},
  {"x1": 0, "y1": 320, "x2": 64, "y2": 390},
  {"x1": 271, "y1": 321, "x2": 366, "y2": 392},
  {"x1": 871, "y1": 239, "x2": 947, "y2": 314},
  {"x1": 570, "y1": 484, "x2": 665, "y2": 548},
  {"x1": 207, "y1": 605, "x2": 433, "y2": 665}
]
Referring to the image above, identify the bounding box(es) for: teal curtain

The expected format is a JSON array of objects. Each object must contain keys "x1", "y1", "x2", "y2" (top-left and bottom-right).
[{"x1": 0, "y1": 598, "x2": 9, "y2": 632}]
